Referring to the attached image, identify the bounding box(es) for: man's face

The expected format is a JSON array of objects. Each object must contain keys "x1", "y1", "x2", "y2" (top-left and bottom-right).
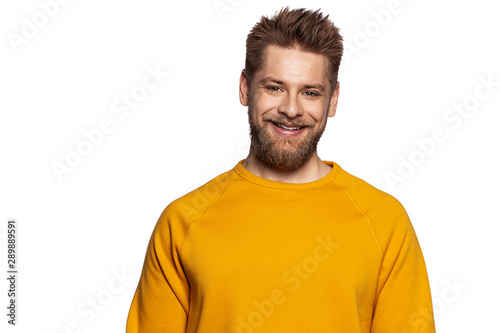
[{"x1": 239, "y1": 45, "x2": 339, "y2": 171}]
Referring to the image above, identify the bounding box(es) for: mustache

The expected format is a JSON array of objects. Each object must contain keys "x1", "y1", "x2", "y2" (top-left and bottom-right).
[{"x1": 262, "y1": 114, "x2": 315, "y2": 127}]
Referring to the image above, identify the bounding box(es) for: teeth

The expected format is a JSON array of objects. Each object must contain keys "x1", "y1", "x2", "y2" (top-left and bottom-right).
[{"x1": 277, "y1": 124, "x2": 301, "y2": 130}]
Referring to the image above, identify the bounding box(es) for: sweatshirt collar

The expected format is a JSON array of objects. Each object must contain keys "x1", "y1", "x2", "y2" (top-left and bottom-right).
[{"x1": 233, "y1": 159, "x2": 341, "y2": 190}]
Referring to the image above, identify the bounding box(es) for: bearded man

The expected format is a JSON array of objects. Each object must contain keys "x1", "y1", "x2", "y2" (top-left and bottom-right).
[{"x1": 126, "y1": 7, "x2": 436, "y2": 333}]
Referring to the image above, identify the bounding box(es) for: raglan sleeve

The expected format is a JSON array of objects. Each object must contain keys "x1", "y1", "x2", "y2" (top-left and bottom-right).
[
  {"x1": 371, "y1": 200, "x2": 436, "y2": 333},
  {"x1": 126, "y1": 203, "x2": 190, "y2": 332}
]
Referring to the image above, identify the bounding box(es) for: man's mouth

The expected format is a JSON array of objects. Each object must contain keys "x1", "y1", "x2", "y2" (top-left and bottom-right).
[{"x1": 272, "y1": 122, "x2": 306, "y2": 131}]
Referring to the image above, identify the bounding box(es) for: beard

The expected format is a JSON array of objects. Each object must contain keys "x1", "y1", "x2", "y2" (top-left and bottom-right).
[{"x1": 247, "y1": 102, "x2": 328, "y2": 172}]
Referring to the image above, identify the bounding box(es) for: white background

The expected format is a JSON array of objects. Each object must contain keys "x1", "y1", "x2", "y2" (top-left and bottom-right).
[{"x1": 1, "y1": 0, "x2": 499, "y2": 332}]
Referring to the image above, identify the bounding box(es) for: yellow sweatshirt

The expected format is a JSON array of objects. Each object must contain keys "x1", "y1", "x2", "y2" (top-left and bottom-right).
[{"x1": 126, "y1": 160, "x2": 435, "y2": 332}]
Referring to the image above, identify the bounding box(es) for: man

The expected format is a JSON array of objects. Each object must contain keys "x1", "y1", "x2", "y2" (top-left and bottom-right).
[{"x1": 126, "y1": 7, "x2": 436, "y2": 332}]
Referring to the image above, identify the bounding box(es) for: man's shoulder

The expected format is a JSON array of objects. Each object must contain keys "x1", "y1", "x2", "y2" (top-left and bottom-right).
[
  {"x1": 334, "y1": 164, "x2": 401, "y2": 209},
  {"x1": 334, "y1": 164, "x2": 410, "y2": 234},
  {"x1": 160, "y1": 168, "x2": 237, "y2": 224},
  {"x1": 332, "y1": 164, "x2": 415, "y2": 252}
]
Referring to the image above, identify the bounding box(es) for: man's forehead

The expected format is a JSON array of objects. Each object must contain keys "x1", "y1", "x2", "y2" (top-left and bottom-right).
[
  {"x1": 261, "y1": 44, "x2": 328, "y2": 66},
  {"x1": 256, "y1": 45, "x2": 330, "y2": 88}
]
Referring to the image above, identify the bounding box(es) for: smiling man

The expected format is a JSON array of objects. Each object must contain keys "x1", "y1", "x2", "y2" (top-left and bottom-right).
[
  {"x1": 126, "y1": 7, "x2": 436, "y2": 333},
  {"x1": 241, "y1": 44, "x2": 338, "y2": 182}
]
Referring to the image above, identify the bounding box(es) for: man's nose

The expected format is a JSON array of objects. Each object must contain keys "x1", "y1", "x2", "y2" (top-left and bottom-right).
[{"x1": 278, "y1": 93, "x2": 303, "y2": 118}]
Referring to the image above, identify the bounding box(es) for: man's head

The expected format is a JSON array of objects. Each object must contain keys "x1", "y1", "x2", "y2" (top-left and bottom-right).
[
  {"x1": 244, "y1": 7, "x2": 343, "y2": 95},
  {"x1": 240, "y1": 7, "x2": 344, "y2": 172}
]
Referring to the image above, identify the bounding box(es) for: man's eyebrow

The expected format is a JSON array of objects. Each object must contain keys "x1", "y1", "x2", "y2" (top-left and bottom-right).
[
  {"x1": 258, "y1": 76, "x2": 326, "y2": 92},
  {"x1": 303, "y1": 83, "x2": 326, "y2": 92},
  {"x1": 259, "y1": 77, "x2": 285, "y2": 86}
]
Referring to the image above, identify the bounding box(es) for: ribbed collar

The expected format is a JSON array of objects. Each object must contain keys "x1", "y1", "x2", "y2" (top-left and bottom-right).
[{"x1": 233, "y1": 159, "x2": 341, "y2": 190}]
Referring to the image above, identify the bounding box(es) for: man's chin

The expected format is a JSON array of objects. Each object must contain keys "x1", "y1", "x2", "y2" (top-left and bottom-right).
[
  {"x1": 264, "y1": 157, "x2": 311, "y2": 172},
  {"x1": 249, "y1": 123, "x2": 322, "y2": 171},
  {"x1": 255, "y1": 146, "x2": 314, "y2": 171}
]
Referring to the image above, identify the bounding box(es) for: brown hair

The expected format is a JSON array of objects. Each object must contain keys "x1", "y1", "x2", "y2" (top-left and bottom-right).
[{"x1": 245, "y1": 7, "x2": 344, "y2": 92}]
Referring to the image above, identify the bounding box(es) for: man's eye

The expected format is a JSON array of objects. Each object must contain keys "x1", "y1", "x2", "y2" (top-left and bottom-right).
[
  {"x1": 266, "y1": 86, "x2": 282, "y2": 92},
  {"x1": 304, "y1": 91, "x2": 319, "y2": 97}
]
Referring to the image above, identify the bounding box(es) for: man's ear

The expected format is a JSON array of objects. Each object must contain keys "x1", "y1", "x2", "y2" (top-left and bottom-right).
[
  {"x1": 327, "y1": 81, "x2": 340, "y2": 117},
  {"x1": 239, "y1": 70, "x2": 250, "y2": 107}
]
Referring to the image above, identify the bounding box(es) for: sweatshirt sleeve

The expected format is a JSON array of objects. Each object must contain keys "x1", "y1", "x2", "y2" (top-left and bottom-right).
[
  {"x1": 371, "y1": 202, "x2": 436, "y2": 333},
  {"x1": 126, "y1": 204, "x2": 190, "y2": 332}
]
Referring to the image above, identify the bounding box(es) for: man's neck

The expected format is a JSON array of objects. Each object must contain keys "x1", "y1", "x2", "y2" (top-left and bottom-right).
[{"x1": 241, "y1": 150, "x2": 332, "y2": 184}]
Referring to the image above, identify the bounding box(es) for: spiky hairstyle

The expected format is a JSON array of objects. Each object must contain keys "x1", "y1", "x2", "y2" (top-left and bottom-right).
[{"x1": 245, "y1": 7, "x2": 344, "y2": 91}]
